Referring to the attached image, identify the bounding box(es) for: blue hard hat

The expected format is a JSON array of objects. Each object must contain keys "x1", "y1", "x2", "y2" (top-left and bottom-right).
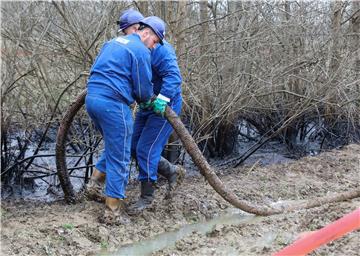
[
  {"x1": 118, "y1": 9, "x2": 144, "y2": 31},
  {"x1": 139, "y1": 16, "x2": 166, "y2": 45}
]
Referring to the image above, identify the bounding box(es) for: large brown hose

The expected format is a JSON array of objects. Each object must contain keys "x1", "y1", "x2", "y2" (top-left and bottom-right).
[
  {"x1": 164, "y1": 107, "x2": 360, "y2": 215},
  {"x1": 56, "y1": 91, "x2": 360, "y2": 214},
  {"x1": 56, "y1": 89, "x2": 87, "y2": 203}
]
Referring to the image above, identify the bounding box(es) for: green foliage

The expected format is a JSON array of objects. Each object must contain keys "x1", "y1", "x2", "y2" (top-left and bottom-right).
[
  {"x1": 0, "y1": 208, "x2": 5, "y2": 218},
  {"x1": 62, "y1": 223, "x2": 74, "y2": 230},
  {"x1": 100, "y1": 241, "x2": 108, "y2": 249}
]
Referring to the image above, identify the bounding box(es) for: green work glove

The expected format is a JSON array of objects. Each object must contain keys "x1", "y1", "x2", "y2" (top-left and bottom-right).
[
  {"x1": 153, "y1": 97, "x2": 168, "y2": 117},
  {"x1": 139, "y1": 99, "x2": 153, "y2": 110}
]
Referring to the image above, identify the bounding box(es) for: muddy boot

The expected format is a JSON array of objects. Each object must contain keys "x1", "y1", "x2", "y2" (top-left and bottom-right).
[
  {"x1": 100, "y1": 197, "x2": 131, "y2": 225},
  {"x1": 85, "y1": 169, "x2": 106, "y2": 203},
  {"x1": 158, "y1": 157, "x2": 186, "y2": 198},
  {"x1": 127, "y1": 181, "x2": 155, "y2": 216}
]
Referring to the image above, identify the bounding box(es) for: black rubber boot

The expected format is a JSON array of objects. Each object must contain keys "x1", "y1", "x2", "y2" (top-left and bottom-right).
[
  {"x1": 157, "y1": 157, "x2": 186, "y2": 198},
  {"x1": 127, "y1": 181, "x2": 155, "y2": 216},
  {"x1": 158, "y1": 157, "x2": 177, "y2": 184}
]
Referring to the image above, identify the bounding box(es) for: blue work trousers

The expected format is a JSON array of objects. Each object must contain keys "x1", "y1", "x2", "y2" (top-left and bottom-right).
[
  {"x1": 85, "y1": 94, "x2": 133, "y2": 199},
  {"x1": 131, "y1": 96, "x2": 182, "y2": 182}
]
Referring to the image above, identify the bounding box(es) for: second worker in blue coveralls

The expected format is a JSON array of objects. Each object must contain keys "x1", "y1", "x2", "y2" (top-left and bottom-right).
[
  {"x1": 85, "y1": 16, "x2": 166, "y2": 225},
  {"x1": 128, "y1": 20, "x2": 184, "y2": 215}
]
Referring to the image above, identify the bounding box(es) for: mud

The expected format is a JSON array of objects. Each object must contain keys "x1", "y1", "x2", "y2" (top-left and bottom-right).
[{"x1": 1, "y1": 144, "x2": 360, "y2": 255}]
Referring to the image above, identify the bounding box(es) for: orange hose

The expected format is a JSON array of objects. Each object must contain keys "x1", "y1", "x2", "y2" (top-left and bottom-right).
[{"x1": 273, "y1": 208, "x2": 360, "y2": 256}]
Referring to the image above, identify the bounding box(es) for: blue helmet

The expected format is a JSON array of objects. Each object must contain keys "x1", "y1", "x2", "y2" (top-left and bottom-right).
[
  {"x1": 139, "y1": 16, "x2": 166, "y2": 45},
  {"x1": 118, "y1": 9, "x2": 144, "y2": 31}
]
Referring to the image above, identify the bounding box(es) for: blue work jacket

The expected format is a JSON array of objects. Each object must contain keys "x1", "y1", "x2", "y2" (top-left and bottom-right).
[
  {"x1": 151, "y1": 40, "x2": 182, "y2": 102},
  {"x1": 88, "y1": 34, "x2": 153, "y2": 105}
]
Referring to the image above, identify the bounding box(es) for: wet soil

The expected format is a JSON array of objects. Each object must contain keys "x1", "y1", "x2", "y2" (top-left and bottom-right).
[{"x1": 1, "y1": 144, "x2": 359, "y2": 255}]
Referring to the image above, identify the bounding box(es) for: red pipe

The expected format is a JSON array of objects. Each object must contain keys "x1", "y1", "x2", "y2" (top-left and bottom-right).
[{"x1": 273, "y1": 208, "x2": 360, "y2": 256}]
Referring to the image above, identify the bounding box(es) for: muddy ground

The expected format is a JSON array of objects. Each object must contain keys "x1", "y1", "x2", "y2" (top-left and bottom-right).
[{"x1": 1, "y1": 144, "x2": 360, "y2": 255}]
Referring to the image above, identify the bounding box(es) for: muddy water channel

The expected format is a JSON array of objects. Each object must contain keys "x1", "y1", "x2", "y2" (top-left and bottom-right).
[{"x1": 106, "y1": 209, "x2": 261, "y2": 256}]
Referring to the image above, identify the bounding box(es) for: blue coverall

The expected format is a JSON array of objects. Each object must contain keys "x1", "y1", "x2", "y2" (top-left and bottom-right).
[
  {"x1": 131, "y1": 40, "x2": 182, "y2": 182},
  {"x1": 86, "y1": 34, "x2": 153, "y2": 198}
]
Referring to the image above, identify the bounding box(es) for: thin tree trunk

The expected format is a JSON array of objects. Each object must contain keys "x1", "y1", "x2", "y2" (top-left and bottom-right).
[
  {"x1": 135, "y1": 1, "x2": 149, "y2": 17},
  {"x1": 352, "y1": 1, "x2": 360, "y2": 91},
  {"x1": 156, "y1": 1, "x2": 166, "y2": 22},
  {"x1": 329, "y1": 1, "x2": 343, "y2": 77},
  {"x1": 199, "y1": 0, "x2": 209, "y2": 79},
  {"x1": 174, "y1": 0, "x2": 187, "y2": 70},
  {"x1": 324, "y1": 2, "x2": 345, "y2": 131}
]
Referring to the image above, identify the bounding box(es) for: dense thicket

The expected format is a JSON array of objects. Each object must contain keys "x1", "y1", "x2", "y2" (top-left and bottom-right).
[{"x1": 1, "y1": 1, "x2": 359, "y2": 185}]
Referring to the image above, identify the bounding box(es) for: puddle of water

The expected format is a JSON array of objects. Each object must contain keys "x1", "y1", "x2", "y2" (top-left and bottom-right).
[{"x1": 104, "y1": 209, "x2": 259, "y2": 256}]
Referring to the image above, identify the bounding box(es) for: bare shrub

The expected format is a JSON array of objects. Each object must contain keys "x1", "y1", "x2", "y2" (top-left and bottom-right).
[{"x1": 1, "y1": 1, "x2": 359, "y2": 190}]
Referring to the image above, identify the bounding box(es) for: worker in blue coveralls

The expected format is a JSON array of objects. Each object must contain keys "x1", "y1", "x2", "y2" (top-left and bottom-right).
[
  {"x1": 116, "y1": 10, "x2": 186, "y2": 214},
  {"x1": 85, "y1": 10, "x2": 146, "y2": 207},
  {"x1": 85, "y1": 10, "x2": 146, "y2": 206},
  {"x1": 127, "y1": 17, "x2": 185, "y2": 215},
  {"x1": 85, "y1": 15, "x2": 166, "y2": 225}
]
